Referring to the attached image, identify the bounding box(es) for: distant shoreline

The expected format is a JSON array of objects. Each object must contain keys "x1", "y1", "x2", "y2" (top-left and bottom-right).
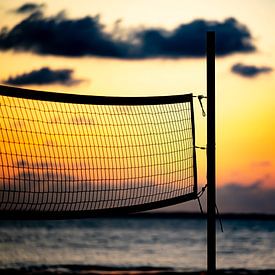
[
  {"x1": 94, "y1": 212, "x2": 275, "y2": 220},
  {"x1": 1, "y1": 212, "x2": 275, "y2": 221}
]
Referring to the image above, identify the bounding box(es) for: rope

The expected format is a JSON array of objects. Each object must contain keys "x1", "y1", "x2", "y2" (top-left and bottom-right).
[
  {"x1": 194, "y1": 95, "x2": 223, "y2": 232},
  {"x1": 198, "y1": 95, "x2": 207, "y2": 117}
]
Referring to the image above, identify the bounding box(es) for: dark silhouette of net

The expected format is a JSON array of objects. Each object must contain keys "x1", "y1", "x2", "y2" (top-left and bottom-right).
[{"x1": 0, "y1": 85, "x2": 197, "y2": 219}]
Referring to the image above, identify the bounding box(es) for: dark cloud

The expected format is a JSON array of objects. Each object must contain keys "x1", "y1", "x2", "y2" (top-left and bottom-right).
[
  {"x1": 4, "y1": 67, "x2": 83, "y2": 86},
  {"x1": 14, "y1": 3, "x2": 45, "y2": 14},
  {"x1": 0, "y1": 11, "x2": 255, "y2": 58},
  {"x1": 135, "y1": 18, "x2": 255, "y2": 57},
  {"x1": 0, "y1": 11, "x2": 127, "y2": 57},
  {"x1": 232, "y1": 63, "x2": 273, "y2": 77}
]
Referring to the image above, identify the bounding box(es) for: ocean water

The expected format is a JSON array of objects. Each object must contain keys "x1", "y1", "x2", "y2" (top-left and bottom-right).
[{"x1": 0, "y1": 217, "x2": 274, "y2": 271}]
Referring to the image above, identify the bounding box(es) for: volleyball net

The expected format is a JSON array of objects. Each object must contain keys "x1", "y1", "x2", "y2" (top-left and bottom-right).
[{"x1": 0, "y1": 85, "x2": 197, "y2": 219}]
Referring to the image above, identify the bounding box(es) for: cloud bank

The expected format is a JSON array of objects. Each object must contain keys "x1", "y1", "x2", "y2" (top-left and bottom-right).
[
  {"x1": 0, "y1": 10, "x2": 255, "y2": 58},
  {"x1": 4, "y1": 67, "x2": 83, "y2": 86},
  {"x1": 159, "y1": 181, "x2": 275, "y2": 214},
  {"x1": 232, "y1": 63, "x2": 273, "y2": 77},
  {"x1": 217, "y1": 182, "x2": 275, "y2": 213}
]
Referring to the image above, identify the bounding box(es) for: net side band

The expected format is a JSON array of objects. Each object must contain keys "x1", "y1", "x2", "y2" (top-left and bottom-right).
[
  {"x1": 0, "y1": 193, "x2": 197, "y2": 220},
  {"x1": 0, "y1": 85, "x2": 192, "y2": 105}
]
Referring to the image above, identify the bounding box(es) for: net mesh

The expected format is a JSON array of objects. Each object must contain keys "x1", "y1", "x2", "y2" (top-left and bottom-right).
[{"x1": 0, "y1": 85, "x2": 197, "y2": 218}]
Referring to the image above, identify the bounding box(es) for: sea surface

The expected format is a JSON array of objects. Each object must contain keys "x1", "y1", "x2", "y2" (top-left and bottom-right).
[{"x1": 0, "y1": 216, "x2": 274, "y2": 272}]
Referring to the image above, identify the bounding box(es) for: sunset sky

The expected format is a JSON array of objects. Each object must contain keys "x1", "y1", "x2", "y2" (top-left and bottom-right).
[{"x1": 0, "y1": 0, "x2": 275, "y2": 213}]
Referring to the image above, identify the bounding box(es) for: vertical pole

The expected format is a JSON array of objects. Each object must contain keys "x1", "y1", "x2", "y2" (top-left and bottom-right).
[{"x1": 207, "y1": 31, "x2": 216, "y2": 274}]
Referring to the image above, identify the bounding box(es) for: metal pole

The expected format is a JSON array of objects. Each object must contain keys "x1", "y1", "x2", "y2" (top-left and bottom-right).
[{"x1": 207, "y1": 31, "x2": 216, "y2": 274}]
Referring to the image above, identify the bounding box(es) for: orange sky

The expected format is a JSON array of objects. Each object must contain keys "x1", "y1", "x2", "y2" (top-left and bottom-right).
[{"x1": 0, "y1": 0, "x2": 275, "y2": 191}]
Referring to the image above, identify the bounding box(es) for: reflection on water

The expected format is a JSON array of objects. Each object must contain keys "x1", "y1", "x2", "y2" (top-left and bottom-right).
[{"x1": 0, "y1": 218, "x2": 274, "y2": 271}]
